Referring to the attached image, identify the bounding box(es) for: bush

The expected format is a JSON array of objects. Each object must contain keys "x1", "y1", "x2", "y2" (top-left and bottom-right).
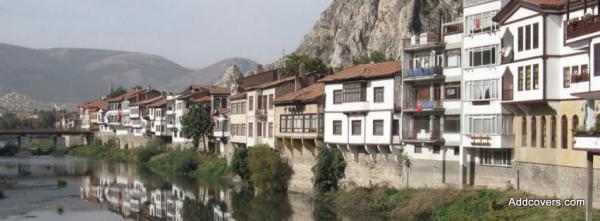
[
  {"x1": 134, "y1": 139, "x2": 165, "y2": 163},
  {"x1": 192, "y1": 153, "x2": 229, "y2": 177},
  {"x1": 248, "y1": 145, "x2": 293, "y2": 193},
  {"x1": 147, "y1": 149, "x2": 198, "y2": 176},
  {"x1": 57, "y1": 179, "x2": 67, "y2": 188},
  {"x1": 231, "y1": 148, "x2": 251, "y2": 181},
  {"x1": 312, "y1": 146, "x2": 346, "y2": 194}
]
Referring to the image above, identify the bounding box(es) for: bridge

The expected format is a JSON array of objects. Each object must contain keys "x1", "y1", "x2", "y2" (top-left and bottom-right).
[{"x1": 0, "y1": 129, "x2": 94, "y2": 150}]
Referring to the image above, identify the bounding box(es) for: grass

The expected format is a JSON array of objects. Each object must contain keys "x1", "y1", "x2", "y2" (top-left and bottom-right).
[
  {"x1": 68, "y1": 142, "x2": 135, "y2": 163},
  {"x1": 146, "y1": 149, "x2": 229, "y2": 179},
  {"x1": 322, "y1": 186, "x2": 600, "y2": 220}
]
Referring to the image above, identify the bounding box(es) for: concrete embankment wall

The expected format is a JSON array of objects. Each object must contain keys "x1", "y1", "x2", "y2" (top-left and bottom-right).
[{"x1": 94, "y1": 132, "x2": 149, "y2": 149}]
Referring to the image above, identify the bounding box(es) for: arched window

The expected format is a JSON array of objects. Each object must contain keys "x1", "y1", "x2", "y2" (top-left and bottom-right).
[
  {"x1": 561, "y1": 115, "x2": 568, "y2": 149},
  {"x1": 531, "y1": 116, "x2": 537, "y2": 147},
  {"x1": 521, "y1": 117, "x2": 527, "y2": 147},
  {"x1": 572, "y1": 115, "x2": 579, "y2": 149},
  {"x1": 551, "y1": 116, "x2": 557, "y2": 148},
  {"x1": 540, "y1": 116, "x2": 546, "y2": 148}
]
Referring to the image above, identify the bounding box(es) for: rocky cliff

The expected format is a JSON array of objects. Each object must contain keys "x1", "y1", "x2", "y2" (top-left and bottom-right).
[{"x1": 294, "y1": 0, "x2": 462, "y2": 68}]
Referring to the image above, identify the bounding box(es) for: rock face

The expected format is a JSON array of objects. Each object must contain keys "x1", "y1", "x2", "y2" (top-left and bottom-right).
[
  {"x1": 294, "y1": 0, "x2": 462, "y2": 68},
  {"x1": 213, "y1": 65, "x2": 243, "y2": 87}
]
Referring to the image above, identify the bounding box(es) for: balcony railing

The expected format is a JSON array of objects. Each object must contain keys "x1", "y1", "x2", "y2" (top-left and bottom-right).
[
  {"x1": 571, "y1": 72, "x2": 590, "y2": 83},
  {"x1": 403, "y1": 99, "x2": 443, "y2": 110},
  {"x1": 402, "y1": 129, "x2": 442, "y2": 142},
  {"x1": 566, "y1": 15, "x2": 600, "y2": 40},
  {"x1": 404, "y1": 67, "x2": 443, "y2": 79},
  {"x1": 255, "y1": 109, "x2": 267, "y2": 117}
]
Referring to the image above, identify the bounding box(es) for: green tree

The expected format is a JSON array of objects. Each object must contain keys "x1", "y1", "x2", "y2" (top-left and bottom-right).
[
  {"x1": 352, "y1": 51, "x2": 392, "y2": 65},
  {"x1": 36, "y1": 110, "x2": 56, "y2": 129},
  {"x1": 248, "y1": 145, "x2": 293, "y2": 193},
  {"x1": 312, "y1": 146, "x2": 346, "y2": 194},
  {"x1": 283, "y1": 53, "x2": 328, "y2": 77},
  {"x1": 107, "y1": 86, "x2": 127, "y2": 98},
  {"x1": 181, "y1": 103, "x2": 213, "y2": 151},
  {"x1": 231, "y1": 148, "x2": 251, "y2": 181}
]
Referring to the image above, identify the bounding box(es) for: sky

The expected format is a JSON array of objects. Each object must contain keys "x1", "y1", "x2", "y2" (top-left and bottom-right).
[{"x1": 0, "y1": 0, "x2": 331, "y2": 68}]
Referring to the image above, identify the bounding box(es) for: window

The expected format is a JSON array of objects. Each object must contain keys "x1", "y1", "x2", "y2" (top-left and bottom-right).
[
  {"x1": 280, "y1": 116, "x2": 288, "y2": 133},
  {"x1": 333, "y1": 90, "x2": 343, "y2": 104},
  {"x1": 582, "y1": 64, "x2": 589, "y2": 76},
  {"x1": 248, "y1": 123, "x2": 253, "y2": 137},
  {"x1": 541, "y1": 116, "x2": 546, "y2": 148},
  {"x1": 480, "y1": 149, "x2": 512, "y2": 166},
  {"x1": 454, "y1": 146, "x2": 460, "y2": 156},
  {"x1": 445, "y1": 82, "x2": 461, "y2": 100},
  {"x1": 563, "y1": 67, "x2": 571, "y2": 88},
  {"x1": 572, "y1": 66, "x2": 579, "y2": 84},
  {"x1": 533, "y1": 64, "x2": 539, "y2": 89},
  {"x1": 533, "y1": 23, "x2": 539, "y2": 49},
  {"x1": 518, "y1": 67, "x2": 524, "y2": 91},
  {"x1": 525, "y1": 65, "x2": 531, "y2": 90},
  {"x1": 531, "y1": 117, "x2": 537, "y2": 147},
  {"x1": 551, "y1": 116, "x2": 557, "y2": 148},
  {"x1": 248, "y1": 96, "x2": 254, "y2": 111},
  {"x1": 561, "y1": 115, "x2": 568, "y2": 149},
  {"x1": 518, "y1": 27, "x2": 523, "y2": 51},
  {"x1": 433, "y1": 146, "x2": 441, "y2": 154},
  {"x1": 595, "y1": 43, "x2": 600, "y2": 76},
  {"x1": 467, "y1": 45, "x2": 497, "y2": 67},
  {"x1": 573, "y1": 115, "x2": 579, "y2": 149},
  {"x1": 294, "y1": 116, "x2": 303, "y2": 133},
  {"x1": 444, "y1": 115, "x2": 461, "y2": 133},
  {"x1": 268, "y1": 94, "x2": 274, "y2": 110},
  {"x1": 257, "y1": 122, "x2": 262, "y2": 137},
  {"x1": 304, "y1": 115, "x2": 311, "y2": 133},
  {"x1": 525, "y1": 25, "x2": 531, "y2": 50},
  {"x1": 466, "y1": 11, "x2": 499, "y2": 34},
  {"x1": 373, "y1": 120, "x2": 384, "y2": 136},
  {"x1": 257, "y1": 95, "x2": 263, "y2": 110},
  {"x1": 466, "y1": 114, "x2": 513, "y2": 135},
  {"x1": 351, "y1": 120, "x2": 361, "y2": 135},
  {"x1": 343, "y1": 82, "x2": 366, "y2": 102},
  {"x1": 374, "y1": 87, "x2": 384, "y2": 103},
  {"x1": 392, "y1": 119, "x2": 399, "y2": 136},
  {"x1": 465, "y1": 79, "x2": 499, "y2": 100},
  {"x1": 414, "y1": 145, "x2": 422, "y2": 154},
  {"x1": 446, "y1": 50, "x2": 461, "y2": 67},
  {"x1": 521, "y1": 117, "x2": 527, "y2": 147},
  {"x1": 333, "y1": 121, "x2": 342, "y2": 135},
  {"x1": 268, "y1": 122, "x2": 273, "y2": 138}
]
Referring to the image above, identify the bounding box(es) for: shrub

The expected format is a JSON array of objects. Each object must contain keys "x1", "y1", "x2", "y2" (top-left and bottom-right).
[
  {"x1": 57, "y1": 179, "x2": 67, "y2": 188},
  {"x1": 231, "y1": 148, "x2": 251, "y2": 181},
  {"x1": 147, "y1": 149, "x2": 198, "y2": 176},
  {"x1": 248, "y1": 145, "x2": 293, "y2": 193},
  {"x1": 312, "y1": 146, "x2": 346, "y2": 194},
  {"x1": 135, "y1": 139, "x2": 165, "y2": 163},
  {"x1": 192, "y1": 153, "x2": 229, "y2": 177}
]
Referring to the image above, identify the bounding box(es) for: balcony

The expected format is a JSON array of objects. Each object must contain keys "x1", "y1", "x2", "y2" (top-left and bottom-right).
[
  {"x1": 565, "y1": 15, "x2": 600, "y2": 40},
  {"x1": 255, "y1": 109, "x2": 267, "y2": 118},
  {"x1": 404, "y1": 67, "x2": 443, "y2": 80},
  {"x1": 462, "y1": 134, "x2": 515, "y2": 149},
  {"x1": 403, "y1": 99, "x2": 443, "y2": 112},
  {"x1": 401, "y1": 129, "x2": 442, "y2": 143}
]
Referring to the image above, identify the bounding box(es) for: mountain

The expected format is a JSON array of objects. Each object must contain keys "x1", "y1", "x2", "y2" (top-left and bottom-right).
[
  {"x1": 294, "y1": 0, "x2": 462, "y2": 68},
  {"x1": 0, "y1": 43, "x2": 257, "y2": 105},
  {"x1": 0, "y1": 92, "x2": 47, "y2": 112},
  {"x1": 167, "y1": 57, "x2": 258, "y2": 90}
]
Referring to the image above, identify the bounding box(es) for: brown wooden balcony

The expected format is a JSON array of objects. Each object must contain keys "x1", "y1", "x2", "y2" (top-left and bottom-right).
[{"x1": 565, "y1": 15, "x2": 600, "y2": 40}]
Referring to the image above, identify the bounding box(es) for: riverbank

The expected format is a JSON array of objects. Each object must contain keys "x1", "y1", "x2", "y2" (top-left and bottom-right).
[
  {"x1": 318, "y1": 185, "x2": 600, "y2": 220},
  {"x1": 68, "y1": 140, "x2": 230, "y2": 179}
]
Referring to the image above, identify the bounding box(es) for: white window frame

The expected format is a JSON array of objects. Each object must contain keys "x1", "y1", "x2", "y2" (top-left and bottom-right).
[{"x1": 465, "y1": 79, "x2": 499, "y2": 101}]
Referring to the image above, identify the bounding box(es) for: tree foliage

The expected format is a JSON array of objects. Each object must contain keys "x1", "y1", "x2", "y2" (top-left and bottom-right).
[
  {"x1": 248, "y1": 145, "x2": 293, "y2": 193},
  {"x1": 107, "y1": 86, "x2": 127, "y2": 99},
  {"x1": 312, "y1": 146, "x2": 346, "y2": 194},
  {"x1": 181, "y1": 103, "x2": 213, "y2": 150},
  {"x1": 0, "y1": 110, "x2": 56, "y2": 130},
  {"x1": 231, "y1": 148, "x2": 251, "y2": 181},
  {"x1": 283, "y1": 53, "x2": 328, "y2": 77},
  {"x1": 352, "y1": 51, "x2": 393, "y2": 65}
]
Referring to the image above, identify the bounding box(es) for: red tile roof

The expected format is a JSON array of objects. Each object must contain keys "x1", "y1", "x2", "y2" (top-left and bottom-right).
[
  {"x1": 80, "y1": 99, "x2": 108, "y2": 111},
  {"x1": 274, "y1": 83, "x2": 324, "y2": 105},
  {"x1": 318, "y1": 61, "x2": 402, "y2": 83},
  {"x1": 106, "y1": 89, "x2": 147, "y2": 102},
  {"x1": 246, "y1": 75, "x2": 296, "y2": 90},
  {"x1": 131, "y1": 95, "x2": 164, "y2": 107},
  {"x1": 147, "y1": 96, "x2": 167, "y2": 108},
  {"x1": 230, "y1": 92, "x2": 247, "y2": 100}
]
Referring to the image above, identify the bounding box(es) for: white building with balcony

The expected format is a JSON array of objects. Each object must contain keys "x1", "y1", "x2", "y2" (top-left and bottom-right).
[{"x1": 321, "y1": 61, "x2": 403, "y2": 162}]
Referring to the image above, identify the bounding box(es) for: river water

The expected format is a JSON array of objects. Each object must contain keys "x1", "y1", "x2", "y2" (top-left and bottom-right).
[{"x1": 0, "y1": 156, "x2": 385, "y2": 221}]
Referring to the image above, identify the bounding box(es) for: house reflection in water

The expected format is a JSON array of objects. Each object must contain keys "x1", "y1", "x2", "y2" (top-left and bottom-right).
[{"x1": 79, "y1": 166, "x2": 232, "y2": 221}]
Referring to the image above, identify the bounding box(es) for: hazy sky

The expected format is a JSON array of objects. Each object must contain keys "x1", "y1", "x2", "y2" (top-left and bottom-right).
[{"x1": 0, "y1": 0, "x2": 331, "y2": 68}]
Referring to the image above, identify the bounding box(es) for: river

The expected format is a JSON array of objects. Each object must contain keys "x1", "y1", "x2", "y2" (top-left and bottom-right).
[{"x1": 0, "y1": 156, "x2": 385, "y2": 221}]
